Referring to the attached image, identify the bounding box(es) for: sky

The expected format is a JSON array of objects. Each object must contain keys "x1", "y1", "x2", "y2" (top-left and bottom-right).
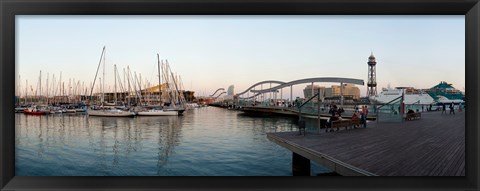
[{"x1": 16, "y1": 15, "x2": 465, "y2": 99}]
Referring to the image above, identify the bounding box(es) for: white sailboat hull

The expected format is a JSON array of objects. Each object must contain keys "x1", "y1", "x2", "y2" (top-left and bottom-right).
[
  {"x1": 87, "y1": 109, "x2": 135, "y2": 117},
  {"x1": 137, "y1": 110, "x2": 178, "y2": 116}
]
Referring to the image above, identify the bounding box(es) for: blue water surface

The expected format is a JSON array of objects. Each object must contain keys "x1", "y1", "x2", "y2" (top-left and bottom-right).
[{"x1": 15, "y1": 107, "x2": 330, "y2": 176}]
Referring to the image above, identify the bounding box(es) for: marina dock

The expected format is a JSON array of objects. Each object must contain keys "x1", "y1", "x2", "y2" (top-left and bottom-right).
[{"x1": 267, "y1": 111, "x2": 465, "y2": 176}]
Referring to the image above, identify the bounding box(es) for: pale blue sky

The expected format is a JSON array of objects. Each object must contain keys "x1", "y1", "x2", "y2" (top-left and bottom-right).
[{"x1": 16, "y1": 15, "x2": 465, "y2": 98}]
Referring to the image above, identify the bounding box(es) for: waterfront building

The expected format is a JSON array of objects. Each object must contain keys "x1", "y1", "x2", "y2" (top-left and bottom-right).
[
  {"x1": 96, "y1": 84, "x2": 196, "y2": 105},
  {"x1": 183, "y1": 91, "x2": 195, "y2": 102},
  {"x1": 227, "y1": 85, "x2": 235, "y2": 96},
  {"x1": 325, "y1": 84, "x2": 361, "y2": 101},
  {"x1": 303, "y1": 85, "x2": 325, "y2": 102},
  {"x1": 197, "y1": 97, "x2": 215, "y2": 105}
]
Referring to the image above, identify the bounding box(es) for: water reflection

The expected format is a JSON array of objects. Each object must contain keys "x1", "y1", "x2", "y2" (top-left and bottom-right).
[{"x1": 16, "y1": 107, "x2": 328, "y2": 176}]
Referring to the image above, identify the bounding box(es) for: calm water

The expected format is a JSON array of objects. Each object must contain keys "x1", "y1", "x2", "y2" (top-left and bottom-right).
[{"x1": 15, "y1": 107, "x2": 330, "y2": 176}]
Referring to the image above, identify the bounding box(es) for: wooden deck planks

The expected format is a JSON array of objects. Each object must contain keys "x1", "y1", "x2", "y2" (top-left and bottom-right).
[{"x1": 267, "y1": 111, "x2": 465, "y2": 176}]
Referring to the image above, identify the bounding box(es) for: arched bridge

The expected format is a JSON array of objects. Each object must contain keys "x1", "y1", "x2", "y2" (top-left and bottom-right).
[
  {"x1": 250, "y1": 77, "x2": 364, "y2": 94},
  {"x1": 210, "y1": 88, "x2": 225, "y2": 97},
  {"x1": 214, "y1": 91, "x2": 227, "y2": 99},
  {"x1": 236, "y1": 77, "x2": 364, "y2": 105},
  {"x1": 235, "y1": 80, "x2": 285, "y2": 97}
]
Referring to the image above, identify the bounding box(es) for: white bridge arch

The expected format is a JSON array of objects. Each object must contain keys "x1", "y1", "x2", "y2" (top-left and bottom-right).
[{"x1": 236, "y1": 77, "x2": 364, "y2": 106}]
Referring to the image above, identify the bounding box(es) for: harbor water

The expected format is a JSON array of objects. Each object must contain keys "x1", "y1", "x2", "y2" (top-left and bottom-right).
[{"x1": 15, "y1": 107, "x2": 330, "y2": 176}]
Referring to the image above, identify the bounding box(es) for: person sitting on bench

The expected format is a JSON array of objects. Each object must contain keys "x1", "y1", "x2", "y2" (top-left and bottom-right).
[
  {"x1": 325, "y1": 113, "x2": 340, "y2": 132},
  {"x1": 351, "y1": 112, "x2": 359, "y2": 129}
]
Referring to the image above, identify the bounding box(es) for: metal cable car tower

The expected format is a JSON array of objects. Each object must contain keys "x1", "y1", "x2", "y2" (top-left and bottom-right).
[{"x1": 367, "y1": 52, "x2": 377, "y2": 96}]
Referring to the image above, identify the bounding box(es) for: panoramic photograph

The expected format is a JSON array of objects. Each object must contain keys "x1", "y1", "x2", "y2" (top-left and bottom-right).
[{"x1": 15, "y1": 15, "x2": 465, "y2": 176}]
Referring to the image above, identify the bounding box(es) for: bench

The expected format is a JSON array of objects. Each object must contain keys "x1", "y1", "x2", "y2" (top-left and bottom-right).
[
  {"x1": 326, "y1": 119, "x2": 353, "y2": 132},
  {"x1": 405, "y1": 112, "x2": 421, "y2": 121},
  {"x1": 351, "y1": 118, "x2": 360, "y2": 128}
]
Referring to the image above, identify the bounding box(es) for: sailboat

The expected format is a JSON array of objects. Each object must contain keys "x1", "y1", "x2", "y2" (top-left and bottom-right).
[
  {"x1": 137, "y1": 107, "x2": 178, "y2": 116},
  {"x1": 23, "y1": 105, "x2": 48, "y2": 115},
  {"x1": 87, "y1": 46, "x2": 135, "y2": 117},
  {"x1": 161, "y1": 59, "x2": 185, "y2": 115},
  {"x1": 137, "y1": 54, "x2": 178, "y2": 116}
]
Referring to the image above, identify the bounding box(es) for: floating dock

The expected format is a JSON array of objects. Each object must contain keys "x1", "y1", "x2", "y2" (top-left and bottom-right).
[{"x1": 267, "y1": 111, "x2": 465, "y2": 176}]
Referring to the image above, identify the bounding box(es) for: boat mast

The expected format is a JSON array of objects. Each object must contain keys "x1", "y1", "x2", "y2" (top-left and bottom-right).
[
  {"x1": 39, "y1": 70, "x2": 42, "y2": 104},
  {"x1": 89, "y1": 46, "x2": 106, "y2": 105},
  {"x1": 46, "y1": 73, "x2": 49, "y2": 105},
  {"x1": 134, "y1": 72, "x2": 143, "y2": 106},
  {"x1": 157, "y1": 53, "x2": 162, "y2": 106},
  {"x1": 51, "y1": 74, "x2": 55, "y2": 105},
  {"x1": 17, "y1": 75, "x2": 20, "y2": 105},
  {"x1": 102, "y1": 47, "x2": 106, "y2": 106},
  {"x1": 139, "y1": 73, "x2": 142, "y2": 105},
  {"x1": 162, "y1": 60, "x2": 172, "y2": 105},
  {"x1": 68, "y1": 78, "x2": 71, "y2": 103},
  {"x1": 166, "y1": 60, "x2": 182, "y2": 108},
  {"x1": 58, "y1": 72, "x2": 62, "y2": 104},
  {"x1": 62, "y1": 82, "x2": 65, "y2": 103},
  {"x1": 72, "y1": 78, "x2": 75, "y2": 103},
  {"x1": 25, "y1": 80, "x2": 28, "y2": 104},
  {"x1": 127, "y1": 66, "x2": 131, "y2": 106},
  {"x1": 114, "y1": 64, "x2": 117, "y2": 105},
  {"x1": 123, "y1": 68, "x2": 126, "y2": 105},
  {"x1": 38, "y1": 70, "x2": 43, "y2": 104}
]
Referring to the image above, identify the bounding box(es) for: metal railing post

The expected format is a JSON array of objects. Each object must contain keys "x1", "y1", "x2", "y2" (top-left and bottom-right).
[{"x1": 317, "y1": 89, "x2": 321, "y2": 134}]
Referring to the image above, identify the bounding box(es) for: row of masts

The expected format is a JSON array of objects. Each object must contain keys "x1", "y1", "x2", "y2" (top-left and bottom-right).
[
  {"x1": 16, "y1": 71, "x2": 90, "y2": 105},
  {"x1": 16, "y1": 47, "x2": 188, "y2": 109}
]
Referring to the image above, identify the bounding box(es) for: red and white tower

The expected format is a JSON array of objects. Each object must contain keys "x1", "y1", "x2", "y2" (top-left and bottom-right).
[{"x1": 367, "y1": 52, "x2": 377, "y2": 96}]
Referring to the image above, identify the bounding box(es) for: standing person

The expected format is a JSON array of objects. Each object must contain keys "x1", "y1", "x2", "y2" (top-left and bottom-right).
[
  {"x1": 359, "y1": 109, "x2": 364, "y2": 125},
  {"x1": 442, "y1": 103, "x2": 446, "y2": 115},
  {"x1": 450, "y1": 102, "x2": 455, "y2": 115},
  {"x1": 360, "y1": 106, "x2": 364, "y2": 127},
  {"x1": 362, "y1": 105, "x2": 368, "y2": 128}
]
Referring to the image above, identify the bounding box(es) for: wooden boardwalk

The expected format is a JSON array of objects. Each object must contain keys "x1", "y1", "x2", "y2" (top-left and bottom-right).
[{"x1": 267, "y1": 111, "x2": 465, "y2": 176}]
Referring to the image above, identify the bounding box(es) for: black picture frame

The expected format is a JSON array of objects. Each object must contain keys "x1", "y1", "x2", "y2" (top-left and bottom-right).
[{"x1": 1, "y1": 0, "x2": 478, "y2": 190}]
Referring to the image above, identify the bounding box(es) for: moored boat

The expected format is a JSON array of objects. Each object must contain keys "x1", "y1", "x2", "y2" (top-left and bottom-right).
[
  {"x1": 75, "y1": 108, "x2": 87, "y2": 112},
  {"x1": 370, "y1": 88, "x2": 435, "y2": 105},
  {"x1": 164, "y1": 107, "x2": 185, "y2": 115},
  {"x1": 15, "y1": 107, "x2": 28, "y2": 113},
  {"x1": 87, "y1": 107, "x2": 135, "y2": 117},
  {"x1": 85, "y1": 47, "x2": 135, "y2": 117},
  {"x1": 66, "y1": 109, "x2": 77, "y2": 113},
  {"x1": 426, "y1": 81, "x2": 464, "y2": 101},
  {"x1": 137, "y1": 109, "x2": 178, "y2": 116},
  {"x1": 23, "y1": 106, "x2": 48, "y2": 115},
  {"x1": 186, "y1": 103, "x2": 200, "y2": 109}
]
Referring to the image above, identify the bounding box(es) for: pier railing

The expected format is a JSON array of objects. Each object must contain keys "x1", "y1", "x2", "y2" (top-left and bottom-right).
[
  {"x1": 376, "y1": 95, "x2": 403, "y2": 123},
  {"x1": 404, "y1": 100, "x2": 425, "y2": 113},
  {"x1": 296, "y1": 90, "x2": 323, "y2": 134}
]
